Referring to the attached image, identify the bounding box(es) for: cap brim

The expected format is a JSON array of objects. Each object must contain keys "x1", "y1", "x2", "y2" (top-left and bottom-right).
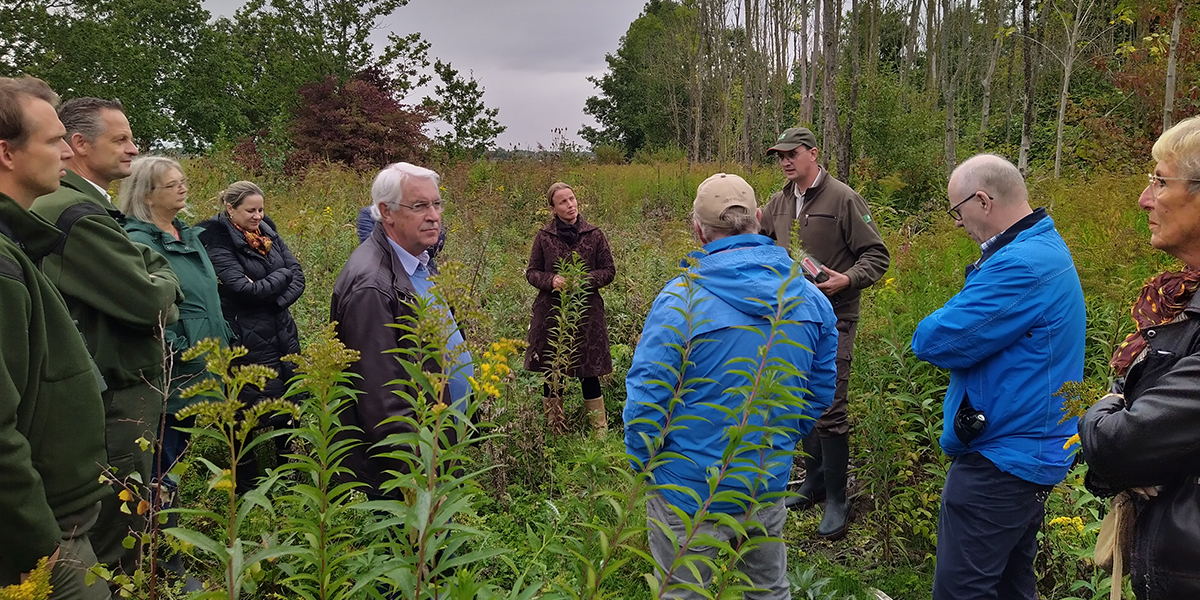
[{"x1": 766, "y1": 143, "x2": 803, "y2": 155}]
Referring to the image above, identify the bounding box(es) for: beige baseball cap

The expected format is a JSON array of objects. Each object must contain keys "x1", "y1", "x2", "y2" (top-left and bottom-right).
[{"x1": 693, "y1": 173, "x2": 756, "y2": 228}]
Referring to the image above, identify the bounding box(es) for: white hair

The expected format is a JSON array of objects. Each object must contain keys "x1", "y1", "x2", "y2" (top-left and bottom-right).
[{"x1": 370, "y1": 162, "x2": 440, "y2": 222}]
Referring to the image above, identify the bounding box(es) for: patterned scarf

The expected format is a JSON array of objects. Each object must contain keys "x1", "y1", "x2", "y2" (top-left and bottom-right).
[
  {"x1": 1110, "y1": 268, "x2": 1200, "y2": 376},
  {"x1": 234, "y1": 221, "x2": 272, "y2": 256}
]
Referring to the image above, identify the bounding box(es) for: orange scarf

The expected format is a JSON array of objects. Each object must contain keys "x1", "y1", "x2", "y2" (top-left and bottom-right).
[
  {"x1": 1110, "y1": 268, "x2": 1200, "y2": 376},
  {"x1": 234, "y1": 222, "x2": 272, "y2": 256}
]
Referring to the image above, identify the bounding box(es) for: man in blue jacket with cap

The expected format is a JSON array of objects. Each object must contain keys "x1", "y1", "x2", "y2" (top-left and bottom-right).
[
  {"x1": 625, "y1": 173, "x2": 838, "y2": 599},
  {"x1": 912, "y1": 154, "x2": 1085, "y2": 600}
]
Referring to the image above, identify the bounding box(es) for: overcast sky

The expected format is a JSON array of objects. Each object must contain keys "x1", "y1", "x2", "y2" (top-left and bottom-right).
[{"x1": 201, "y1": 0, "x2": 648, "y2": 149}]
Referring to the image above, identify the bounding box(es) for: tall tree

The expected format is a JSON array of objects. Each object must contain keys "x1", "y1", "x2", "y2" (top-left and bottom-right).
[
  {"x1": 1163, "y1": 0, "x2": 1184, "y2": 131},
  {"x1": 424, "y1": 60, "x2": 506, "y2": 159},
  {"x1": 821, "y1": 0, "x2": 840, "y2": 176},
  {"x1": 1019, "y1": 0, "x2": 1034, "y2": 175},
  {"x1": 1048, "y1": 0, "x2": 1109, "y2": 177}
]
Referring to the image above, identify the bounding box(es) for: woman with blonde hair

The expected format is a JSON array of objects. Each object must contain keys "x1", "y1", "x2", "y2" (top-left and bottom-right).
[
  {"x1": 198, "y1": 180, "x2": 305, "y2": 492},
  {"x1": 524, "y1": 182, "x2": 615, "y2": 435},
  {"x1": 119, "y1": 157, "x2": 232, "y2": 478}
]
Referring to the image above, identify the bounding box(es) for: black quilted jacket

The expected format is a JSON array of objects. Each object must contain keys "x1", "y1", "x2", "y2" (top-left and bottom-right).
[{"x1": 197, "y1": 213, "x2": 305, "y2": 405}]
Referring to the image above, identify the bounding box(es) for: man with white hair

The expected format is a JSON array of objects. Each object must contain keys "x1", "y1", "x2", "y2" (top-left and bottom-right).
[
  {"x1": 625, "y1": 173, "x2": 837, "y2": 599},
  {"x1": 330, "y1": 162, "x2": 472, "y2": 498},
  {"x1": 911, "y1": 154, "x2": 1085, "y2": 599}
]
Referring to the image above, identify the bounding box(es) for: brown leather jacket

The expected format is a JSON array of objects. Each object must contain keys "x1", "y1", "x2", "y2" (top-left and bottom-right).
[{"x1": 329, "y1": 225, "x2": 447, "y2": 496}]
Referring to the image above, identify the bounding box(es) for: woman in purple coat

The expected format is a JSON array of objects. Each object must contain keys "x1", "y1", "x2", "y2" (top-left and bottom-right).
[{"x1": 524, "y1": 182, "x2": 615, "y2": 436}]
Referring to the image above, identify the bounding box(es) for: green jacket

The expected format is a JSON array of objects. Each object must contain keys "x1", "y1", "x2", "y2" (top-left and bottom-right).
[
  {"x1": 125, "y1": 218, "x2": 233, "y2": 413},
  {"x1": 31, "y1": 170, "x2": 183, "y2": 390},
  {"x1": 0, "y1": 193, "x2": 109, "y2": 582}
]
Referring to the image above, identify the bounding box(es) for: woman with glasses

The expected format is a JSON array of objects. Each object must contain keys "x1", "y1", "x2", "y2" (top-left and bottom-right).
[
  {"x1": 119, "y1": 157, "x2": 232, "y2": 480},
  {"x1": 197, "y1": 181, "x2": 305, "y2": 492},
  {"x1": 524, "y1": 182, "x2": 615, "y2": 436},
  {"x1": 1080, "y1": 116, "x2": 1200, "y2": 599}
]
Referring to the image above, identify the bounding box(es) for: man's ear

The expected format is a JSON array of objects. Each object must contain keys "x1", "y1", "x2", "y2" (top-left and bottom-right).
[
  {"x1": 377, "y1": 202, "x2": 392, "y2": 224},
  {"x1": 0, "y1": 139, "x2": 14, "y2": 172},
  {"x1": 67, "y1": 132, "x2": 89, "y2": 157},
  {"x1": 692, "y1": 220, "x2": 707, "y2": 245}
]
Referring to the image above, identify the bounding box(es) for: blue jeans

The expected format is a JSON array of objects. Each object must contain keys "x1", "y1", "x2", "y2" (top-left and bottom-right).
[{"x1": 933, "y1": 452, "x2": 1052, "y2": 600}]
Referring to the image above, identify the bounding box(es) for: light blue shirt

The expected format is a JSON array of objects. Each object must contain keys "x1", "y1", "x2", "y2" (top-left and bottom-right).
[{"x1": 386, "y1": 237, "x2": 474, "y2": 408}]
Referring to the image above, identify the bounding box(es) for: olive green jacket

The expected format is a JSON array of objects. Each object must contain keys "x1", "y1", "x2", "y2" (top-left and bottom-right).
[
  {"x1": 0, "y1": 193, "x2": 109, "y2": 582},
  {"x1": 31, "y1": 170, "x2": 182, "y2": 390},
  {"x1": 125, "y1": 218, "x2": 233, "y2": 413}
]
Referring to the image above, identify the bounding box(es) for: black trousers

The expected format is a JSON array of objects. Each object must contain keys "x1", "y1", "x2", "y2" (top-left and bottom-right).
[{"x1": 933, "y1": 452, "x2": 1052, "y2": 600}]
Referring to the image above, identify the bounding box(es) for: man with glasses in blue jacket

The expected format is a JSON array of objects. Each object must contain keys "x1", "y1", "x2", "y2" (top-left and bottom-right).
[{"x1": 912, "y1": 154, "x2": 1085, "y2": 600}]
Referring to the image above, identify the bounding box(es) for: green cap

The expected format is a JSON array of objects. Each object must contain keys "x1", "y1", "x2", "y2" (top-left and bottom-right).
[{"x1": 766, "y1": 127, "x2": 818, "y2": 155}]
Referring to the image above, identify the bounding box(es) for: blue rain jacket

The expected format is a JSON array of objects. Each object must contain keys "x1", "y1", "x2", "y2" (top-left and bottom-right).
[
  {"x1": 624, "y1": 234, "x2": 837, "y2": 514},
  {"x1": 912, "y1": 213, "x2": 1085, "y2": 486}
]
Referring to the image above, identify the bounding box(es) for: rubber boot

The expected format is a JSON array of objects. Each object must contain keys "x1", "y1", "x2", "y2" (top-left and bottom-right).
[
  {"x1": 160, "y1": 512, "x2": 204, "y2": 592},
  {"x1": 785, "y1": 431, "x2": 825, "y2": 510},
  {"x1": 543, "y1": 396, "x2": 565, "y2": 436},
  {"x1": 816, "y1": 434, "x2": 851, "y2": 541},
  {"x1": 235, "y1": 454, "x2": 259, "y2": 496},
  {"x1": 584, "y1": 396, "x2": 608, "y2": 437}
]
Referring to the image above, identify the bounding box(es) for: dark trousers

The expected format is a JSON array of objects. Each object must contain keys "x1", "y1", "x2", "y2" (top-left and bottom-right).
[
  {"x1": 933, "y1": 452, "x2": 1051, "y2": 600},
  {"x1": 814, "y1": 319, "x2": 856, "y2": 437}
]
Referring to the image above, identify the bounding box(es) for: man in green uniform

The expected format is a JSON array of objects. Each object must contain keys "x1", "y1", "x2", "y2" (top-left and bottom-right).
[
  {"x1": 0, "y1": 76, "x2": 112, "y2": 599},
  {"x1": 32, "y1": 98, "x2": 181, "y2": 574},
  {"x1": 760, "y1": 127, "x2": 891, "y2": 541}
]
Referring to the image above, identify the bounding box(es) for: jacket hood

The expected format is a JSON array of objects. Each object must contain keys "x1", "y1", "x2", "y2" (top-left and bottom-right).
[{"x1": 689, "y1": 234, "x2": 805, "y2": 318}]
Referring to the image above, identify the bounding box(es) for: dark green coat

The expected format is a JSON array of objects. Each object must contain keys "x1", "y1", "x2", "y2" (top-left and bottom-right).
[
  {"x1": 0, "y1": 193, "x2": 109, "y2": 582},
  {"x1": 125, "y1": 218, "x2": 233, "y2": 413},
  {"x1": 31, "y1": 170, "x2": 183, "y2": 389}
]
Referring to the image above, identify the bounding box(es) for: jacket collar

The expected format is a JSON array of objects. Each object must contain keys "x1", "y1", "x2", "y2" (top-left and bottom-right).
[
  {"x1": 366, "y1": 221, "x2": 416, "y2": 294},
  {"x1": 965, "y1": 208, "x2": 1051, "y2": 277},
  {"x1": 61, "y1": 169, "x2": 119, "y2": 212},
  {"x1": 682, "y1": 233, "x2": 776, "y2": 266},
  {"x1": 540, "y1": 214, "x2": 596, "y2": 234},
  {"x1": 0, "y1": 192, "x2": 64, "y2": 260},
  {"x1": 780, "y1": 167, "x2": 830, "y2": 203}
]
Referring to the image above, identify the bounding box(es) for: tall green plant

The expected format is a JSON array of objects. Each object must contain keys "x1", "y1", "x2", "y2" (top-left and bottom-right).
[
  {"x1": 166, "y1": 340, "x2": 300, "y2": 600},
  {"x1": 544, "y1": 253, "x2": 591, "y2": 431}
]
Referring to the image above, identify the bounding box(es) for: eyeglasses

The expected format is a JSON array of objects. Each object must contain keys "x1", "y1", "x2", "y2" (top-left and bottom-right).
[
  {"x1": 947, "y1": 192, "x2": 979, "y2": 221},
  {"x1": 1147, "y1": 173, "x2": 1199, "y2": 196},
  {"x1": 154, "y1": 177, "x2": 188, "y2": 191},
  {"x1": 397, "y1": 199, "x2": 446, "y2": 213}
]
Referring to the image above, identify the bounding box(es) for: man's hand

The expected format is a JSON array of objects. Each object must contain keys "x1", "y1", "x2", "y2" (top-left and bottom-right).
[
  {"x1": 816, "y1": 266, "x2": 851, "y2": 297},
  {"x1": 552, "y1": 275, "x2": 566, "y2": 290},
  {"x1": 20, "y1": 547, "x2": 59, "y2": 583}
]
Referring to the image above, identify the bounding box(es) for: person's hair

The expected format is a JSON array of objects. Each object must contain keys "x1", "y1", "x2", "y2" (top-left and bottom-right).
[
  {"x1": 950, "y1": 153, "x2": 1028, "y2": 205},
  {"x1": 370, "y1": 162, "x2": 440, "y2": 222},
  {"x1": 0, "y1": 76, "x2": 60, "y2": 148},
  {"x1": 118, "y1": 156, "x2": 183, "y2": 222},
  {"x1": 695, "y1": 205, "x2": 759, "y2": 240},
  {"x1": 218, "y1": 180, "x2": 264, "y2": 210},
  {"x1": 57, "y1": 97, "x2": 125, "y2": 145},
  {"x1": 546, "y1": 182, "x2": 573, "y2": 207},
  {"x1": 1153, "y1": 116, "x2": 1200, "y2": 194}
]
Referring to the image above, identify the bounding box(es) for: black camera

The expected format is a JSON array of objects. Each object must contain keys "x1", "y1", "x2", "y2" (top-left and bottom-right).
[{"x1": 953, "y1": 396, "x2": 988, "y2": 445}]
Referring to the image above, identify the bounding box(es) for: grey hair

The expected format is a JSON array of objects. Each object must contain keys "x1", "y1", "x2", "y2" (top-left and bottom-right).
[
  {"x1": 58, "y1": 97, "x2": 125, "y2": 144},
  {"x1": 370, "y1": 162, "x2": 440, "y2": 222},
  {"x1": 1153, "y1": 115, "x2": 1200, "y2": 195},
  {"x1": 950, "y1": 153, "x2": 1028, "y2": 205},
  {"x1": 118, "y1": 156, "x2": 183, "y2": 222},
  {"x1": 218, "y1": 180, "x2": 264, "y2": 210},
  {"x1": 695, "y1": 206, "x2": 760, "y2": 241}
]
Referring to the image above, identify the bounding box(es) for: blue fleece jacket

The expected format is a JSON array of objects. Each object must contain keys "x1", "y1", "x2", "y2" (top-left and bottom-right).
[
  {"x1": 911, "y1": 213, "x2": 1085, "y2": 486},
  {"x1": 624, "y1": 234, "x2": 838, "y2": 514}
]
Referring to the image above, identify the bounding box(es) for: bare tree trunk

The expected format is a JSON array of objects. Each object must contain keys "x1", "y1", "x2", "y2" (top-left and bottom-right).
[
  {"x1": 821, "y1": 0, "x2": 839, "y2": 175},
  {"x1": 926, "y1": 0, "x2": 939, "y2": 92},
  {"x1": 979, "y1": 0, "x2": 998, "y2": 149},
  {"x1": 803, "y1": 0, "x2": 821, "y2": 124},
  {"x1": 1004, "y1": 0, "x2": 1017, "y2": 144},
  {"x1": 942, "y1": 0, "x2": 973, "y2": 176},
  {"x1": 1018, "y1": 0, "x2": 1033, "y2": 175},
  {"x1": 1163, "y1": 0, "x2": 1184, "y2": 132},
  {"x1": 901, "y1": 0, "x2": 922, "y2": 87},
  {"x1": 840, "y1": 0, "x2": 860, "y2": 178},
  {"x1": 1053, "y1": 0, "x2": 1102, "y2": 178},
  {"x1": 1053, "y1": 50, "x2": 1074, "y2": 178}
]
